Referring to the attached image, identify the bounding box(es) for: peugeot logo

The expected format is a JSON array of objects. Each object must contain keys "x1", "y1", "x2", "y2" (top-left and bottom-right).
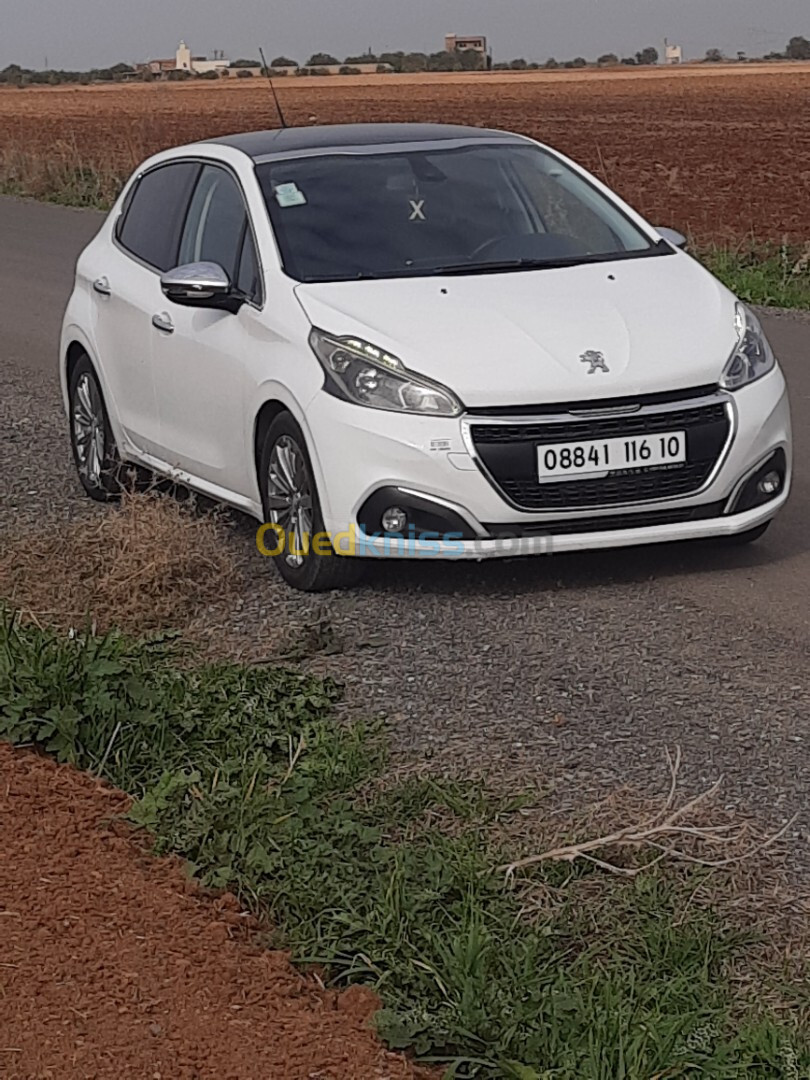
[{"x1": 580, "y1": 350, "x2": 609, "y2": 374}]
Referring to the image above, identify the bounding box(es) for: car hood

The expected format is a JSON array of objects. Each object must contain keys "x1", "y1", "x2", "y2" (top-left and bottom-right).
[{"x1": 294, "y1": 252, "x2": 738, "y2": 408}]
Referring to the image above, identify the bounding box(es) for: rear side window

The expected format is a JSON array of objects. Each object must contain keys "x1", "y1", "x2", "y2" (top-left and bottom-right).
[{"x1": 117, "y1": 162, "x2": 201, "y2": 272}]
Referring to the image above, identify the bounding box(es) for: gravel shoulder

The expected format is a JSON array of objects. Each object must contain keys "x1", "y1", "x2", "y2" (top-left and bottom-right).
[{"x1": 1, "y1": 354, "x2": 808, "y2": 868}]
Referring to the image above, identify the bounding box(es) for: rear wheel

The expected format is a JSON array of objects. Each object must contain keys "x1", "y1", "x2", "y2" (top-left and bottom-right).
[
  {"x1": 68, "y1": 354, "x2": 123, "y2": 501},
  {"x1": 259, "y1": 413, "x2": 363, "y2": 591}
]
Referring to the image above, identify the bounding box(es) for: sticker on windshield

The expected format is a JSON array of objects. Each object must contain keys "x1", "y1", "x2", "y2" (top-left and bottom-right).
[
  {"x1": 274, "y1": 182, "x2": 307, "y2": 208},
  {"x1": 408, "y1": 199, "x2": 426, "y2": 221}
]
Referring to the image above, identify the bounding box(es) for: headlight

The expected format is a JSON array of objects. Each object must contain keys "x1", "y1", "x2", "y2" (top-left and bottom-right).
[
  {"x1": 309, "y1": 328, "x2": 463, "y2": 416},
  {"x1": 720, "y1": 303, "x2": 776, "y2": 390}
]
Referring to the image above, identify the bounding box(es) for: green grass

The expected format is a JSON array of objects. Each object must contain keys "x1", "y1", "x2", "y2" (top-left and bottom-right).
[
  {"x1": 0, "y1": 608, "x2": 807, "y2": 1078},
  {"x1": 699, "y1": 242, "x2": 810, "y2": 310}
]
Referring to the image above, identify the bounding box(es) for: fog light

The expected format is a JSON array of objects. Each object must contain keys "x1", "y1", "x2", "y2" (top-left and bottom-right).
[
  {"x1": 758, "y1": 471, "x2": 781, "y2": 496},
  {"x1": 381, "y1": 506, "x2": 407, "y2": 533}
]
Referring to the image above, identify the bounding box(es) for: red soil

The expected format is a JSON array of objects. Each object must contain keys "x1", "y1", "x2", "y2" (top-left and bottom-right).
[
  {"x1": 2, "y1": 65, "x2": 810, "y2": 242},
  {"x1": 0, "y1": 743, "x2": 428, "y2": 1079}
]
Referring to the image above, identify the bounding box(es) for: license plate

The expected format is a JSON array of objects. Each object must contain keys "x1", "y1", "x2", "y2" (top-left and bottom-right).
[{"x1": 537, "y1": 430, "x2": 687, "y2": 481}]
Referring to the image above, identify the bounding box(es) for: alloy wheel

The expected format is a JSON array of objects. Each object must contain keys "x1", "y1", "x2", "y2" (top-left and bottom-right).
[
  {"x1": 72, "y1": 372, "x2": 106, "y2": 488},
  {"x1": 266, "y1": 435, "x2": 314, "y2": 567}
]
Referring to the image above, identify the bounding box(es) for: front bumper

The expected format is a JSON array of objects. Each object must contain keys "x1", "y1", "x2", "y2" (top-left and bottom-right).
[{"x1": 304, "y1": 366, "x2": 791, "y2": 560}]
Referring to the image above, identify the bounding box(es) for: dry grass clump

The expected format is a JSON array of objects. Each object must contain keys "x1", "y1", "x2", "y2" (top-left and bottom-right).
[
  {"x1": 0, "y1": 492, "x2": 242, "y2": 634},
  {"x1": 0, "y1": 135, "x2": 126, "y2": 207}
]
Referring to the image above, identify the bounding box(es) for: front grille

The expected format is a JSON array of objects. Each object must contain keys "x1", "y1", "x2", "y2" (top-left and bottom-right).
[{"x1": 470, "y1": 401, "x2": 731, "y2": 511}]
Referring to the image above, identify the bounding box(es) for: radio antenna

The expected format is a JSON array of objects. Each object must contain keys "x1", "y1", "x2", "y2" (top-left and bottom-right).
[{"x1": 259, "y1": 47, "x2": 288, "y2": 129}]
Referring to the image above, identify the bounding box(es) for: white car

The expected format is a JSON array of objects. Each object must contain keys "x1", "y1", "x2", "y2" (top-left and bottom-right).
[{"x1": 61, "y1": 123, "x2": 792, "y2": 591}]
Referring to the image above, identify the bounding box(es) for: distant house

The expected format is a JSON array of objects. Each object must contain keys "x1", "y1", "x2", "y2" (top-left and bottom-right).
[
  {"x1": 143, "y1": 58, "x2": 177, "y2": 77},
  {"x1": 444, "y1": 33, "x2": 488, "y2": 56},
  {"x1": 138, "y1": 42, "x2": 231, "y2": 78},
  {"x1": 175, "y1": 41, "x2": 230, "y2": 75},
  {"x1": 664, "y1": 42, "x2": 683, "y2": 65}
]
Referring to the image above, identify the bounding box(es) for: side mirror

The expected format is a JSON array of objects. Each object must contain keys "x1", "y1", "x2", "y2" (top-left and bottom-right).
[
  {"x1": 655, "y1": 227, "x2": 688, "y2": 250},
  {"x1": 160, "y1": 262, "x2": 244, "y2": 314}
]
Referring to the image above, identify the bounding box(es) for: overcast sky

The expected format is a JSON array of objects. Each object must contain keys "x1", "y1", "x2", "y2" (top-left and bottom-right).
[{"x1": 3, "y1": 0, "x2": 808, "y2": 70}]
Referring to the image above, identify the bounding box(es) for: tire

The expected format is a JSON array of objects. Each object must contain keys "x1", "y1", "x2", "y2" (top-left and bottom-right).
[
  {"x1": 68, "y1": 354, "x2": 124, "y2": 501},
  {"x1": 258, "y1": 413, "x2": 364, "y2": 591},
  {"x1": 721, "y1": 521, "x2": 771, "y2": 546}
]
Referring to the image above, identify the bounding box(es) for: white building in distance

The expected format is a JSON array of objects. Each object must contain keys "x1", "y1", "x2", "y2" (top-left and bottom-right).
[
  {"x1": 175, "y1": 41, "x2": 230, "y2": 75},
  {"x1": 664, "y1": 42, "x2": 683, "y2": 64}
]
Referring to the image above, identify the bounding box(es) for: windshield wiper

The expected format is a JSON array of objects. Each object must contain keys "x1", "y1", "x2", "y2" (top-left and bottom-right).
[{"x1": 430, "y1": 257, "x2": 586, "y2": 276}]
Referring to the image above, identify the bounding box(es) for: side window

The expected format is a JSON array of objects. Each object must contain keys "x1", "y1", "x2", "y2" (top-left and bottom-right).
[
  {"x1": 117, "y1": 162, "x2": 201, "y2": 272},
  {"x1": 178, "y1": 165, "x2": 249, "y2": 286}
]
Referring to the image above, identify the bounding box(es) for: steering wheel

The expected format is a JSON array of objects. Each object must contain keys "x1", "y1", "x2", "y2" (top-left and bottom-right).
[{"x1": 468, "y1": 236, "x2": 511, "y2": 261}]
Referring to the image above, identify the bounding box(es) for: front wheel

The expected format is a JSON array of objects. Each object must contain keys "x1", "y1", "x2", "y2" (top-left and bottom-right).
[
  {"x1": 68, "y1": 354, "x2": 124, "y2": 501},
  {"x1": 259, "y1": 413, "x2": 364, "y2": 591}
]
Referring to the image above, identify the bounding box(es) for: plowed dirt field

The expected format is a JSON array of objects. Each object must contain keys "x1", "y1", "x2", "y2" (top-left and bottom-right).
[{"x1": 2, "y1": 64, "x2": 810, "y2": 242}]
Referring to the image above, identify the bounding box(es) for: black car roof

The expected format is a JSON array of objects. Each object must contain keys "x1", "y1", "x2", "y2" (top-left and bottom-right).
[{"x1": 207, "y1": 123, "x2": 521, "y2": 159}]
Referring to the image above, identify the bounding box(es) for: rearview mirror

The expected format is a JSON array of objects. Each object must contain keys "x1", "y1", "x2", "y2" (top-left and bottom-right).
[
  {"x1": 160, "y1": 262, "x2": 244, "y2": 314},
  {"x1": 655, "y1": 227, "x2": 688, "y2": 250}
]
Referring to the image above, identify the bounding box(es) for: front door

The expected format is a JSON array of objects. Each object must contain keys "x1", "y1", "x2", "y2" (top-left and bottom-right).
[{"x1": 150, "y1": 163, "x2": 264, "y2": 497}]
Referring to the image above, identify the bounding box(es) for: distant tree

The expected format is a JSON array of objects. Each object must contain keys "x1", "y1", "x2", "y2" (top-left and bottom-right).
[
  {"x1": 376, "y1": 63, "x2": 391, "y2": 73},
  {"x1": 571, "y1": 56, "x2": 588, "y2": 68},
  {"x1": 339, "y1": 65, "x2": 361, "y2": 74},
  {"x1": 379, "y1": 51, "x2": 405, "y2": 72},
  {"x1": 635, "y1": 46, "x2": 659, "y2": 65},
  {"x1": 458, "y1": 48, "x2": 485, "y2": 70},
  {"x1": 621, "y1": 56, "x2": 637, "y2": 65},
  {"x1": 597, "y1": 53, "x2": 619, "y2": 66},
  {"x1": 544, "y1": 57, "x2": 560, "y2": 69},
  {"x1": 704, "y1": 47, "x2": 724, "y2": 63},
  {"x1": 271, "y1": 55, "x2": 297, "y2": 67},
  {"x1": 401, "y1": 51, "x2": 428, "y2": 72},
  {"x1": 198, "y1": 69, "x2": 219, "y2": 80},
  {"x1": 306, "y1": 52, "x2": 339, "y2": 66},
  {"x1": 764, "y1": 50, "x2": 786, "y2": 60},
  {"x1": 492, "y1": 61, "x2": 510, "y2": 70},
  {"x1": 737, "y1": 50, "x2": 747, "y2": 62},
  {"x1": 427, "y1": 50, "x2": 462, "y2": 71},
  {"x1": 235, "y1": 69, "x2": 254, "y2": 78},
  {"x1": 344, "y1": 52, "x2": 376, "y2": 64},
  {"x1": 509, "y1": 57, "x2": 528, "y2": 70},
  {"x1": 786, "y1": 35, "x2": 810, "y2": 60},
  {"x1": 230, "y1": 58, "x2": 259, "y2": 68},
  {"x1": 166, "y1": 69, "x2": 192, "y2": 80}
]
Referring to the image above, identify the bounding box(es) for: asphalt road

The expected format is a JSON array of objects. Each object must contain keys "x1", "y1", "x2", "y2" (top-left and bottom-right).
[{"x1": 1, "y1": 194, "x2": 808, "y2": 853}]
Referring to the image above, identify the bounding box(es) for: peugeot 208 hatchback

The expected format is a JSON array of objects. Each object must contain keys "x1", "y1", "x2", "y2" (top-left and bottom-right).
[{"x1": 62, "y1": 124, "x2": 791, "y2": 591}]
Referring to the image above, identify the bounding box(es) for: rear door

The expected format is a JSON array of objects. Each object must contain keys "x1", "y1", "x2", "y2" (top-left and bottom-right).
[
  {"x1": 91, "y1": 161, "x2": 200, "y2": 456},
  {"x1": 150, "y1": 162, "x2": 264, "y2": 496}
]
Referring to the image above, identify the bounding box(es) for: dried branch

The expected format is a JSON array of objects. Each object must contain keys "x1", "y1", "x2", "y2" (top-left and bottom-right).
[{"x1": 497, "y1": 747, "x2": 797, "y2": 880}]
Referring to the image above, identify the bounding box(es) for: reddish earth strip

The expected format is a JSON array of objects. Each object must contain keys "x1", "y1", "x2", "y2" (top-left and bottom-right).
[{"x1": 0, "y1": 744, "x2": 427, "y2": 1079}]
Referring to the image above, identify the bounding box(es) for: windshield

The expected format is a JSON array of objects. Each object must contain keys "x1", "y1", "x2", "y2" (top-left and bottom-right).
[{"x1": 256, "y1": 141, "x2": 663, "y2": 283}]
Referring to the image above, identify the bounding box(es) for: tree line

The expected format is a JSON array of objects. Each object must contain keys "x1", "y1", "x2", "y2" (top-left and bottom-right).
[{"x1": 3, "y1": 35, "x2": 810, "y2": 87}]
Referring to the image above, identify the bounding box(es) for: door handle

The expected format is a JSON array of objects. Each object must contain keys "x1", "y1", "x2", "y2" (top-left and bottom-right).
[
  {"x1": 92, "y1": 276, "x2": 111, "y2": 296},
  {"x1": 151, "y1": 312, "x2": 175, "y2": 334}
]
